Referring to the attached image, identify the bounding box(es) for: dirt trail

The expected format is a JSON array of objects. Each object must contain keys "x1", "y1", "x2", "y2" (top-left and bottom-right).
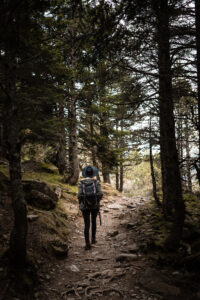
[{"x1": 38, "y1": 194, "x2": 159, "y2": 300}]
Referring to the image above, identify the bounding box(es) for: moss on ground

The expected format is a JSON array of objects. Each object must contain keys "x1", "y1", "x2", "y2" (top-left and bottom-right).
[
  {"x1": 22, "y1": 169, "x2": 78, "y2": 196},
  {"x1": 102, "y1": 183, "x2": 121, "y2": 197},
  {"x1": 135, "y1": 192, "x2": 200, "y2": 270},
  {"x1": 27, "y1": 198, "x2": 70, "y2": 257},
  {"x1": 0, "y1": 160, "x2": 77, "y2": 195},
  {"x1": 0, "y1": 161, "x2": 76, "y2": 260}
]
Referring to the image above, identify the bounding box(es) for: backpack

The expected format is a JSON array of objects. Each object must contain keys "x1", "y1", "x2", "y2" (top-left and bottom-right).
[{"x1": 82, "y1": 180, "x2": 98, "y2": 208}]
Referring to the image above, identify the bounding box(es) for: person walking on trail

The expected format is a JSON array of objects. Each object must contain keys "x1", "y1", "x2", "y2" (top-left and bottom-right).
[{"x1": 78, "y1": 166, "x2": 103, "y2": 250}]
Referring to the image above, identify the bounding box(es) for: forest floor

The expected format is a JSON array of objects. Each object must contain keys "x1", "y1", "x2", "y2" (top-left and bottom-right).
[
  {"x1": 1, "y1": 177, "x2": 200, "y2": 300},
  {"x1": 36, "y1": 192, "x2": 200, "y2": 300}
]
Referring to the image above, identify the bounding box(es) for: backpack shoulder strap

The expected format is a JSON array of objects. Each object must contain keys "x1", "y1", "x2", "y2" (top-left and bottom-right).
[{"x1": 81, "y1": 181, "x2": 86, "y2": 195}]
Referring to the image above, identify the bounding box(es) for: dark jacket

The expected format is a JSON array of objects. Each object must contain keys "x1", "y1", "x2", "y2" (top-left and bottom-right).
[{"x1": 78, "y1": 178, "x2": 103, "y2": 211}]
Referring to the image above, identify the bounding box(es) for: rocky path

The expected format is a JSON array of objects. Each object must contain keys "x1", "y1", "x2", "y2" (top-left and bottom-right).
[{"x1": 38, "y1": 194, "x2": 161, "y2": 300}]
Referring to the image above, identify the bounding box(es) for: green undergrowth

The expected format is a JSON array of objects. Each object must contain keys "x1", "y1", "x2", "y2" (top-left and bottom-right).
[
  {"x1": 0, "y1": 165, "x2": 9, "y2": 178},
  {"x1": 0, "y1": 160, "x2": 76, "y2": 260},
  {"x1": 0, "y1": 160, "x2": 77, "y2": 299},
  {"x1": 136, "y1": 192, "x2": 200, "y2": 271},
  {"x1": 102, "y1": 182, "x2": 121, "y2": 197},
  {"x1": 0, "y1": 161, "x2": 78, "y2": 196},
  {"x1": 184, "y1": 193, "x2": 200, "y2": 223},
  {"x1": 137, "y1": 200, "x2": 171, "y2": 251}
]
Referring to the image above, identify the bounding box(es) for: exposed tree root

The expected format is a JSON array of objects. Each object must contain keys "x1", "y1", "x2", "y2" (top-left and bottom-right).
[
  {"x1": 61, "y1": 286, "x2": 81, "y2": 299},
  {"x1": 102, "y1": 287, "x2": 124, "y2": 296},
  {"x1": 85, "y1": 285, "x2": 99, "y2": 297},
  {"x1": 85, "y1": 286, "x2": 124, "y2": 297}
]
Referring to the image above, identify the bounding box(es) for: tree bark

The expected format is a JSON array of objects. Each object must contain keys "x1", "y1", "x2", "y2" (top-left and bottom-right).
[
  {"x1": 194, "y1": 0, "x2": 200, "y2": 185},
  {"x1": 155, "y1": 0, "x2": 185, "y2": 249},
  {"x1": 56, "y1": 102, "x2": 67, "y2": 175},
  {"x1": 3, "y1": 69, "x2": 27, "y2": 266},
  {"x1": 185, "y1": 119, "x2": 192, "y2": 192},
  {"x1": 195, "y1": 0, "x2": 200, "y2": 166},
  {"x1": 102, "y1": 162, "x2": 110, "y2": 183},
  {"x1": 90, "y1": 115, "x2": 97, "y2": 167},
  {"x1": 64, "y1": 45, "x2": 79, "y2": 185},
  {"x1": 99, "y1": 77, "x2": 110, "y2": 184},
  {"x1": 116, "y1": 166, "x2": 119, "y2": 190},
  {"x1": 149, "y1": 115, "x2": 161, "y2": 207},
  {"x1": 89, "y1": 115, "x2": 100, "y2": 181},
  {"x1": 65, "y1": 94, "x2": 79, "y2": 185},
  {"x1": 119, "y1": 158, "x2": 123, "y2": 192}
]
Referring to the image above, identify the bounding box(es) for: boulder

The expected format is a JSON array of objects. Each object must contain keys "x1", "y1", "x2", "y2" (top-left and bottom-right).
[
  {"x1": 139, "y1": 268, "x2": 181, "y2": 297},
  {"x1": 181, "y1": 252, "x2": 200, "y2": 271},
  {"x1": 23, "y1": 180, "x2": 58, "y2": 210},
  {"x1": 50, "y1": 238, "x2": 68, "y2": 259},
  {"x1": 192, "y1": 240, "x2": 200, "y2": 252}
]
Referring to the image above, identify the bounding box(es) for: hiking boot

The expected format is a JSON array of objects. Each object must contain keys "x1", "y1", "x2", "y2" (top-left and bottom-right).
[
  {"x1": 91, "y1": 238, "x2": 96, "y2": 244},
  {"x1": 85, "y1": 243, "x2": 91, "y2": 250}
]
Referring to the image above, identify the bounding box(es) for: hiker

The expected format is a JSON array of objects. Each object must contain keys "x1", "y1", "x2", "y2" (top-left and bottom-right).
[{"x1": 78, "y1": 166, "x2": 103, "y2": 250}]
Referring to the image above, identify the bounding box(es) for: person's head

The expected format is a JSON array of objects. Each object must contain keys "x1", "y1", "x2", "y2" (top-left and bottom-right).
[{"x1": 82, "y1": 165, "x2": 98, "y2": 178}]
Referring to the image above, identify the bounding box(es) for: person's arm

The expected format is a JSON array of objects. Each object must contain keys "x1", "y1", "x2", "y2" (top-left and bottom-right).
[{"x1": 96, "y1": 180, "x2": 103, "y2": 201}]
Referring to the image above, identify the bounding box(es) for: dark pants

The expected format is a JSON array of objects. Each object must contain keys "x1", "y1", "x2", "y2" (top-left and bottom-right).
[{"x1": 82, "y1": 209, "x2": 98, "y2": 244}]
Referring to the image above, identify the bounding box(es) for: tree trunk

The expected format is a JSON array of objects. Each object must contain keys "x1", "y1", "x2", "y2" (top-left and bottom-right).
[
  {"x1": 149, "y1": 115, "x2": 161, "y2": 207},
  {"x1": 9, "y1": 143, "x2": 27, "y2": 266},
  {"x1": 4, "y1": 70, "x2": 27, "y2": 266},
  {"x1": 65, "y1": 95, "x2": 79, "y2": 185},
  {"x1": 56, "y1": 102, "x2": 67, "y2": 175},
  {"x1": 99, "y1": 82, "x2": 110, "y2": 184},
  {"x1": 194, "y1": 0, "x2": 200, "y2": 185},
  {"x1": 185, "y1": 118, "x2": 192, "y2": 192},
  {"x1": 116, "y1": 166, "x2": 119, "y2": 190},
  {"x1": 64, "y1": 46, "x2": 79, "y2": 185},
  {"x1": 195, "y1": 0, "x2": 200, "y2": 169},
  {"x1": 155, "y1": 0, "x2": 185, "y2": 249},
  {"x1": 102, "y1": 162, "x2": 110, "y2": 183},
  {"x1": 119, "y1": 158, "x2": 123, "y2": 192},
  {"x1": 89, "y1": 115, "x2": 100, "y2": 181},
  {"x1": 90, "y1": 116, "x2": 97, "y2": 167}
]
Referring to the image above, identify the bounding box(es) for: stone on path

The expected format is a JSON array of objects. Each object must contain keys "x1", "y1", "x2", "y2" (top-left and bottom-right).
[
  {"x1": 116, "y1": 253, "x2": 138, "y2": 262},
  {"x1": 95, "y1": 256, "x2": 110, "y2": 261},
  {"x1": 126, "y1": 204, "x2": 135, "y2": 209},
  {"x1": 107, "y1": 204, "x2": 124, "y2": 210},
  {"x1": 107, "y1": 230, "x2": 119, "y2": 237},
  {"x1": 70, "y1": 264, "x2": 80, "y2": 272},
  {"x1": 103, "y1": 200, "x2": 109, "y2": 204},
  {"x1": 126, "y1": 243, "x2": 139, "y2": 253},
  {"x1": 116, "y1": 233, "x2": 127, "y2": 240},
  {"x1": 127, "y1": 223, "x2": 136, "y2": 229},
  {"x1": 27, "y1": 214, "x2": 39, "y2": 222}
]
